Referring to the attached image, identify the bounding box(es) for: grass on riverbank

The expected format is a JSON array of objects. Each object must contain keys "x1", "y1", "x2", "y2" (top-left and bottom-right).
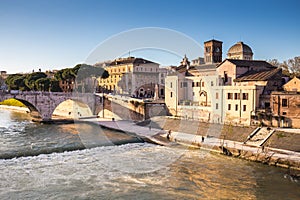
[{"x1": 0, "y1": 99, "x2": 26, "y2": 107}]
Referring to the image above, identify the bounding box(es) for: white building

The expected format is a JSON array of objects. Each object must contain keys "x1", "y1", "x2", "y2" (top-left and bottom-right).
[{"x1": 164, "y1": 40, "x2": 283, "y2": 126}]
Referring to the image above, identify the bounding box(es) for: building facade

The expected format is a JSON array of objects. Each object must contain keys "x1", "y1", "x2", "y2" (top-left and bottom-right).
[
  {"x1": 98, "y1": 57, "x2": 167, "y2": 98},
  {"x1": 270, "y1": 77, "x2": 300, "y2": 128}
]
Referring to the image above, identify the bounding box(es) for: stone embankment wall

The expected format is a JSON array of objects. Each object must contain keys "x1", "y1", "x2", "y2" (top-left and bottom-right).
[
  {"x1": 166, "y1": 132, "x2": 300, "y2": 175},
  {"x1": 145, "y1": 116, "x2": 300, "y2": 174}
]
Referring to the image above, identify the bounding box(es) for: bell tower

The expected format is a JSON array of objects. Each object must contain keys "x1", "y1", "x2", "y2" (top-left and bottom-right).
[{"x1": 204, "y1": 39, "x2": 223, "y2": 64}]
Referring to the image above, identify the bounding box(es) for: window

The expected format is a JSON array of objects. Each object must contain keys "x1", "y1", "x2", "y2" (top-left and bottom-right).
[
  {"x1": 243, "y1": 105, "x2": 247, "y2": 112},
  {"x1": 160, "y1": 89, "x2": 164, "y2": 95},
  {"x1": 183, "y1": 82, "x2": 188, "y2": 87},
  {"x1": 282, "y1": 111, "x2": 287, "y2": 115},
  {"x1": 242, "y1": 93, "x2": 248, "y2": 100},
  {"x1": 234, "y1": 93, "x2": 240, "y2": 100},
  {"x1": 224, "y1": 72, "x2": 228, "y2": 83},
  {"x1": 202, "y1": 82, "x2": 204, "y2": 87},
  {"x1": 282, "y1": 99, "x2": 288, "y2": 107},
  {"x1": 170, "y1": 92, "x2": 173, "y2": 98},
  {"x1": 196, "y1": 82, "x2": 200, "y2": 87},
  {"x1": 228, "y1": 104, "x2": 231, "y2": 110},
  {"x1": 216, "y1": 92, "x2": 219, "y2": 99},
  {"x1": 170, "y1": 82, "x2": 172, "y2": 88},
  {"x1": 192, "y1": 82, "x2": 195, "y2": 87},
  {"x1": 216, "y1": 103, "x2": 219, "y2": 110},
  {"x1": 211, "y1": 81, "x2": 214, "y2": 86},
  {"x1": 193, "y1": 92, "x2": 195, "y2": 96},
  {"x1": 227, "y1": 93, "x2": 233, "y2": 100},
  {"x1": 235, "y1": 104, "x2": 238, "y2": 111},
  {"x1": 206, "y1": 46, "x2": 211, "y2": 53}
]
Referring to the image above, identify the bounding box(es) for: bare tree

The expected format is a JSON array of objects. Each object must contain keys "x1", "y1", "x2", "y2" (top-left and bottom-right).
[
  {"x1": 268, "y1": 59, "x2": 290, "y2": 76},
  {"x1": 288, "y1": 56, "x2": 300, "y2": 77},
  {"x1": 268, "y1": 59, "x2": 281, "y2": 67},
  {"x1": 268, "y1": 57, "x2": 300, "y2": 77}
]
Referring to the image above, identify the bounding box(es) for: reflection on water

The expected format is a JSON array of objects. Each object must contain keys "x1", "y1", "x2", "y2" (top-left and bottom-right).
[
  {"x1": 0, "y1": 109, "x2": 141, "y2": 159},
  {"x1": 0, "y1": 109, "x2": 299, "y2": 199}
]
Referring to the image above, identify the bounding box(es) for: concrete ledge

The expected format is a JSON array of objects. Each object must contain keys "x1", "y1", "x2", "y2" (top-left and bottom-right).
[{"x1": 165, "y1": 131, "x2": 300, "y2": 176}]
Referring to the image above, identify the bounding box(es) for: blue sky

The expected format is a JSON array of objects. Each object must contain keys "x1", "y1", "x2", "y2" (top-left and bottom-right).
[{"x1": 0, "y1": 0, "x2": 299, "y2": 73}]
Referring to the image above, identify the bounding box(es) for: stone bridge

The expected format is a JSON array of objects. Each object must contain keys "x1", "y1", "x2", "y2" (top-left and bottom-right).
[
  {"x1": 0, "y1": 91, "x2": 102, "y2": 122},
  {"x1": 0, "y1": 91, "x2": 168, "y2": 122},
  {"x1": 98, "y1": 94, "x2": 168, "y2": 121}
]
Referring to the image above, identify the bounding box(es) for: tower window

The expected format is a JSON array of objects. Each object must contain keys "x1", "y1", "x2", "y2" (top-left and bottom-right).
[{"x1": 282, "y1": 99, "x2": 288, "y2": 107}]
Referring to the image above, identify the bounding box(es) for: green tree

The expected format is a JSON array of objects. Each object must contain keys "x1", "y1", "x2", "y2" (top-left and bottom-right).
[
  {"x1": 50, "y1": 79, "x2": 62, "y2": 92},
  {"x1": 5, "y1": 74, "x2": 28, "y2": 90},
  {"x1": 75, "y1": 64, "x2": 109, "y2": 81},
  {"x1": 35, "y1": 78, "x2": 51, "y2": 91},
  {"x1": 24, "y1": 72, "x2": 47, "y2": 90}
]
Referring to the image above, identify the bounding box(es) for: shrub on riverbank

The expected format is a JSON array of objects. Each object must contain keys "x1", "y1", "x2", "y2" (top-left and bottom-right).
[{"x1": 0, "y1": 99, "x2": 26, "y2": 107}]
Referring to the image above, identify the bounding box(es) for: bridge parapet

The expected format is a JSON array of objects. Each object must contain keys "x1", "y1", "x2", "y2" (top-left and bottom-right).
[{"x1": 0, "y1": 91, "x2": 102, "y2": 122}]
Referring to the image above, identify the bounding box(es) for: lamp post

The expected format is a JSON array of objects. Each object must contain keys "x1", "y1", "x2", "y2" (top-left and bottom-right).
[
  {"x1": 71, "y1": 81, "x2": 74, "y2": 93},
  {"x1": 102, "y1": 85, "x2": 105, "y2": 118}
]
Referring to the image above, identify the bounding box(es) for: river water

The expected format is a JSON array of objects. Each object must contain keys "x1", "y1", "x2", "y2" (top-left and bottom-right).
[{"x1": 0, "y1": 109, "x2": 299, "y2": 199}]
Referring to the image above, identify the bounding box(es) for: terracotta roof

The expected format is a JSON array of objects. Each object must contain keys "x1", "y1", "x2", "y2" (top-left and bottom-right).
[
  {"x1": 234, "y1": 68, "x2": 281, "y2": 82},
  {"x1": 217, "y1": 59, "x2": 276, "y2": 69},
  {"x1": 175, "y1": 65, "x2": 195, "y2": 73},
  {"x1": 109, "y1": 57, "x2": 157, "y2": 66}
]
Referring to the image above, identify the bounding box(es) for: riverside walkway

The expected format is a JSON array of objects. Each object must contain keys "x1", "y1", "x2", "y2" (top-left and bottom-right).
[
  {"x1": 82, "y1": 118, "x2": 300, "y2": 173},
  {"x1": 81, "y1": 118, "x2": 172, "y2": 146}
]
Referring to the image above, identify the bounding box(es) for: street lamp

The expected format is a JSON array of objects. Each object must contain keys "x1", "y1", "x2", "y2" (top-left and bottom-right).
[
  {"x1": 102, "y1": 84, "x2": 105, "y2": 118},
  {"x1": 71, "y1": 81, "x2": 74, "y2": 93}
]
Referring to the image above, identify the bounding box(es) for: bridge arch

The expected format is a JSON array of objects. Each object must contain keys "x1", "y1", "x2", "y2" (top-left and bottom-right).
[
  {"x1": 13, "y1": 98, "x2": 42, "y2": 119},
  {"x1": 0, "y1": 92, "x2": 102, "y2": 122},
  {"x1": 52, "y1": 99, "x2": 93, "y2": 119}
]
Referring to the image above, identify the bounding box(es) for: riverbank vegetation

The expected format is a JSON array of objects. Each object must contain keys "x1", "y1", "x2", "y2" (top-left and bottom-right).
[
  {"x1": 0, "y1": 99, "x2": 26, "y2": 107},
  {"x1": 4, "y1": 64, "x2": 109, "y2": 92}
]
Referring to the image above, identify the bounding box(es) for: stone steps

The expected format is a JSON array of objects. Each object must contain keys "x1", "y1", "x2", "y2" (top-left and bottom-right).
[{"x1": 246, "y1": 127, "x2": 273, "y2": 146}]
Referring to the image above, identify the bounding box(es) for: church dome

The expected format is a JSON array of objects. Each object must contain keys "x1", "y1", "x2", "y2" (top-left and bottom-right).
[{"x1": 227, "y1": 41, "x2": 253, "y2": 60}]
